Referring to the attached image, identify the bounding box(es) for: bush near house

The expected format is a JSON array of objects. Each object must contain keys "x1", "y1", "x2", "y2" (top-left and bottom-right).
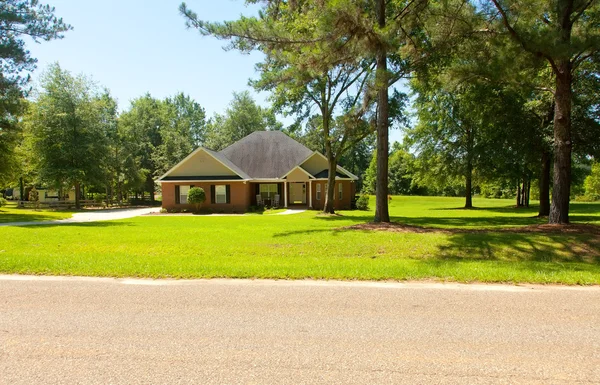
[
  {"x1": 187, "y1": 187, "x2": 206, "y2": 212},
  {"x1": 356, "y1": 194, "x2": 369, "y2": 210}
]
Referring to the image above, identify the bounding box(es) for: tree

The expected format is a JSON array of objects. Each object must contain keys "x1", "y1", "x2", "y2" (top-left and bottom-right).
[
  {"x1": 254, "y1": 60, "x2": 375, "y2": 214},
  {"x1": 584, "y1": 162, "x2": 600, "y2": 199},
  {"x1": 187, "y1": 187, "x2": 206, "y2": 212},
  {"x1": 154, "y1": 92, "x2": 207, "y2": 175},
  {"x1": 204, "y1": 91, "x2": 280, "y2": 151},
  {"x1": 482, "y1": 0, "x2": 600, "y2": 223},
  {"x1": 26, "y1": 63, "x2": 110, "y2": 209},
  {"x1": 118, "y1": 94, "x2": 165, "y2": 202},
  {"x1": 0, "y1": 0, "x2": 71, "y2": 182},
  {"x1": 179, "y1": 0, "x2": 455, "y2": 221}
]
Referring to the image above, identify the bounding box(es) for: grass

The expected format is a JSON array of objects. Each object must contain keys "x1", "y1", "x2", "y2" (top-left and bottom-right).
[
  {"x1": 0, "y1": 196, "x2": 599, "y2": 284},
  {"x1": 0, "y1": 201, "x2": 74, "y2": 223}
]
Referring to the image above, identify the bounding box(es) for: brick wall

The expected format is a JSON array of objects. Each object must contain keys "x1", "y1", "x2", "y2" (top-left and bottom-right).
[
  {"x1": 161, "y1": 182, "x2": 251, "y2": 213},
  {"x1": 310, "y1": 180, "x2": 355, "y2": 210}
]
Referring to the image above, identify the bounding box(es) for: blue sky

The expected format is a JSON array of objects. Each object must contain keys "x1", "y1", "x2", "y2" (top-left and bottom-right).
[{"x1": 27, "y1": 0, "x2": 403, "y2": 143}]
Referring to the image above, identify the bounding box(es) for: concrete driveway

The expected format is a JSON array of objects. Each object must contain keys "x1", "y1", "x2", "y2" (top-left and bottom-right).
[
  {"x1": 1, "y1": 276, "x2": 599, "y2": 384},
  {"x1": 0, "y1": 207, "x2": 160, "y2": 227}
]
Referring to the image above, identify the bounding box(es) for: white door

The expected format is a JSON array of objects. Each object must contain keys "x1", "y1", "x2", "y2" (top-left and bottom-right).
[{"x1": 290, "y1": 183, "x2": 306, "y2": 204}]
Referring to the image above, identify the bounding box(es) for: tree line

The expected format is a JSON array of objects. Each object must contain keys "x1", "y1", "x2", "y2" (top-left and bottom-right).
[
  {"x1": 1, "y1": 0, "x2": 600, "y2": 224},
  {"x1": 2, "y1": 63, "x2": 282, "y2": 208},
  {"x1": 180, "y1": 0, "x2": 600, "y2": 224}
]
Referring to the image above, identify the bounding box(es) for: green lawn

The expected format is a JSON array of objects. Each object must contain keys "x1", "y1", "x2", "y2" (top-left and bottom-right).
[
  {"x1": 1, "y1": 196, "x2": 599, "y2": 284},
  {"x1": 0, "y1": 201, "x2": 74, "y2": 223}
]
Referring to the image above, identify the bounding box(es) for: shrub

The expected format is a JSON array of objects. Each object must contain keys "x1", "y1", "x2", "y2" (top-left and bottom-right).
[
  {"x1": 187, "y1": 187, "x2": 206, "y2": 212},
  {"x1": 356, "y1": 194, "x2": 370, "y2": 211},
  {"x1": 0, "y1": 197, "x2": 6, "y2": 208},
  {"x1": 160, "y1": 208, "x2": 168, "y2": 213}
]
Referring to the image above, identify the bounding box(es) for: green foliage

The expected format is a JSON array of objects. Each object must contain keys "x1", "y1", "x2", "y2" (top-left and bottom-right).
[
  {"x1": 0, "y1": 197, "x2": 7, "y2": 207},
  {"x1": 187, "y1": 187, "x2": 206, "y2": 212},
  {"x1": 0, "y1": 0, "x2": 71, "y2": 183},
  {"x1": 118, "y1": 92, "x2": 206, "y2": 199},
  {"x1": 362, "y1": 150, "x2": 377, "y2": 195},
  {"x1": 204, "y1": 91, "x2": 280, "y2": 151},
  {"x1": 355, "y1": 194, "x2": 370, "y2": 211},
  {"x1": 583, "y1": 163, "x2": 600, "y2": 201},
  {"x1": 25, "y1": 64, "x2": 113, "y2": 197}
]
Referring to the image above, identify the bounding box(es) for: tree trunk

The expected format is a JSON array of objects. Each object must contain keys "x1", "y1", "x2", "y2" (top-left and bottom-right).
[
  {"x1": 517, "y1": 180, "x2": 521, "y2": 207},
  {"x1": 465, "y1": 162, "x2": 473, "y2": 209},
  {"x1": 521, "y1": 175, "x2": 527, "y2": 207},
  {"x1": 525, "y1": 177, "x2": 531, "y2": 208},
  {"x1": 147, "y1": 174, "x2": 155, "y2": 204},
  {"x1": 19, "y1": 177, "x2": 24, "y2": 202},
  {"x1": 324, "y1": 156, "x2": 337, "y2": 214},
  {"x1": 549, "y1": 61, "x2": 572, "y2": 224},
  {"x1": 538, "y1": 151, "x2": 551, "y2": 216},
  {"x1": 465, "y1": 127, "x2": 473, "y2": 209},
  {"x1": 374, "y1": 0, "x2": 389, "y2": 223},
  {"x1": 74, "y1": 182, "x2": 81, "y2": 210}
]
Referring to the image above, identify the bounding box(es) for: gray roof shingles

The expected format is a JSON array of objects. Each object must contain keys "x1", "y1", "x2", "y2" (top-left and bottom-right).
[{"x1": 219, "y1": 131, "x2": 314, "y2": 179}]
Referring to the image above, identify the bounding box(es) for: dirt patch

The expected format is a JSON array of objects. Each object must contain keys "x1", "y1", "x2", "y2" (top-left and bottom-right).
[{"x1": 345, "y1": 222, "x2": 600, "y2": 236}]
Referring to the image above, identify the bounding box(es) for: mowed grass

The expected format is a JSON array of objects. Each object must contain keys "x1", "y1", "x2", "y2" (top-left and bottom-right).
[
  {"x1": 1, "y1": 196, "x2": 599, "y2": 284},
  {"x1": 0, "y1": 201, "x2": 73, "y2": 223}
]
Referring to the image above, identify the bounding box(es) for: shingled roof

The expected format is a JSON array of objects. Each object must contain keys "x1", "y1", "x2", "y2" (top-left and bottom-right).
[{"x1": 219, "y1": 131, "x2": 313, "y2": 178}]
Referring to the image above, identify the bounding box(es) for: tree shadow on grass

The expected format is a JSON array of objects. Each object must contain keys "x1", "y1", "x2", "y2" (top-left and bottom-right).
[
  {"x1": 0, "y1": 211, "x2": 69, "y2": 224},
  {"x1": 16, "y1": 221, "x2": 136, "y2": 229},
  {"x1": 436, "y1": 231, "x2": 600, "y2": 264}
]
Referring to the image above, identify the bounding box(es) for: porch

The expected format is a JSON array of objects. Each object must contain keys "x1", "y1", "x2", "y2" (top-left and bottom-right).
[{"x1": 251, "y1": 180, "x2": 314, "y2": 209}]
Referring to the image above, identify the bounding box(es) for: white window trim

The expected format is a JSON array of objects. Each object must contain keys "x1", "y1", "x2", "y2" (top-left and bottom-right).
[
  {"x1": 215, "y1": 185, "x2": 227, "y2": 204},
  {"x1": 316, "y1": 183, "x2": 321, "y2": 200},
  {"x1": 180, "y1": 185, "x2": 190, "y2": 204}
]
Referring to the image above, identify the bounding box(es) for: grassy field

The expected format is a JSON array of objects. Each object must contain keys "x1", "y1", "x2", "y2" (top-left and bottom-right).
[
  {"x1": 1, "y1": 196, "x2": 599, "y2": 284},
  {"x1": 0, "y1": 201, "x2": 74, "y2": 223}
]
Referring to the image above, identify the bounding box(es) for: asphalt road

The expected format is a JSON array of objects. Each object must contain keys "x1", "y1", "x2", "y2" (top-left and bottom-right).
[{"x1": 1, "y1": 276, "x2": 599, "y2": 384}]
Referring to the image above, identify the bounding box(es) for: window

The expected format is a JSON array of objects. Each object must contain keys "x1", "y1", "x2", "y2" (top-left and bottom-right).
[
  {"x1": 260, "y1": 184, "x2": 278, "y2": 200},
  {"x1": 215, "y1": 185, "x2": 227, "y2": 204},
  {"x1": 316, "y1": 183, "x2": 321, "y2": 200},
  {"x1": 338, "y1": 183, "x2": 343, "y2": 200},
  {"x1": 180, "y1": 185, "x2": 190, "y2": 204}
]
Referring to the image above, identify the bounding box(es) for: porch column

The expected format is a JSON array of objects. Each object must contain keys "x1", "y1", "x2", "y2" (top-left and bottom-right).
[
  {"x1": 309, "y1": 180, "x2": 312, "y2": 209},
  {"x1": 284, "y1": 181, "x2": 288, "y2": 208}
]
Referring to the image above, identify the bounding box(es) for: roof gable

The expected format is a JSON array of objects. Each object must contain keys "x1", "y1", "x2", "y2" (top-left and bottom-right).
[
  {"x1": 157, "y1": 148, "x2": 250, "y2": 181},
  {"x1": 219, "y1": 131, "x2": 313, "y2": 178}
]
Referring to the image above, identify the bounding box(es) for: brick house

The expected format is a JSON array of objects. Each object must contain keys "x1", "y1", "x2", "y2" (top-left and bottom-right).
[{"x1": 157, "y1": 131, "x2": 358, "y2": 212}]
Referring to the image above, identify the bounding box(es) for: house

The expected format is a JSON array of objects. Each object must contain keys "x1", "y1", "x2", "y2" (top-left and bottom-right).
[
  {"x1": 157, "y1": 131, "x2": 358, "y2": 212},
  {"x1": 7, "y1": 187, "x2": 76, "y2": 202}
]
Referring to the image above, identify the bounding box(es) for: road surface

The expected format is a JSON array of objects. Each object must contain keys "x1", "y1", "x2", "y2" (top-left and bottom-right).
[{"x1": 1, "y1": 276, "x2": 599, "y2": 384}]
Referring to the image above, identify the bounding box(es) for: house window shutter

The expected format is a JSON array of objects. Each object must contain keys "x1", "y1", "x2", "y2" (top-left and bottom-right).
[
  {"x1": 277, "y1": 184, "x2": 282, "y2": 195},
  {"x1": 226, "y1": 185, "x2": 231, "y2": 204},
  {"x1": 175, "y1": 186, "x2": 180, "y2": 204},
  {"x1": 210, "y1": 185, "x2": 215, "y2": 204}
]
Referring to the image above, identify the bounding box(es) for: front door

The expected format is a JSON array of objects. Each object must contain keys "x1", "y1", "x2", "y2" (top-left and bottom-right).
[{"x1": 290, "y1": 183, "x2": 306, "y2": 204}]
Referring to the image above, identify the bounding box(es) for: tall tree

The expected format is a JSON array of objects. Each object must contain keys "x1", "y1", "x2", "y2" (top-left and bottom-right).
[
  {"x1": 118, "y1": 94, "x2": 165, "y2": 202},
  {"x1": 0, "y1": 0, "x2": 71, "y2": 182},
  {"x1": 26, "y1": 64, "x2": 110, "y2": 209},
  {"x1": 180, "y1": 0, "x2": 453, "y2": 221},
  {"x1": 482, "y1": 0, "x2": 600, "y2": 223},
  {"x1": 204, "y1": 91, "x2": 280, "y2": 151},
  {"x1": 154, "y1": 92, "x2": 207, "y2": 175}
]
